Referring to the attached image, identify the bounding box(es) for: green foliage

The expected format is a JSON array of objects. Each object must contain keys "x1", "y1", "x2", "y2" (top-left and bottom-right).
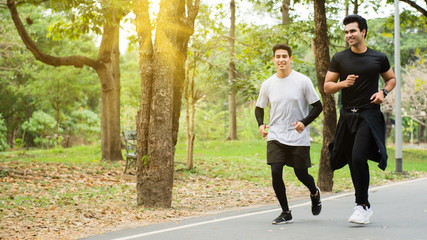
[
  {"x1": 68, "y1": 109, "x2": 100, "y2": 143},
  {"x1": 1, "y1": 7, "x2": 38, "y2": 146},
  {"x1": 48, "y1": 0, "x2": 131, "y2": 40},
  {"x1": 173, "y1": 139, "x2": 427, "y2": 189},
  {"x1": 0, "y1": 114, "x2": 9, "y2": 152},
  {"x1": 21, "y1": 111, "x2": 57, "y2": 147},
  {"x1": 368, "y1": 11, "x2": 427, "y2": 67},
  {"x1": 1, "y1": 4, "x2": 100, "y2": 149},
  {"x1": 120, "y1": 50, "x2": 141, "y2": 130}
]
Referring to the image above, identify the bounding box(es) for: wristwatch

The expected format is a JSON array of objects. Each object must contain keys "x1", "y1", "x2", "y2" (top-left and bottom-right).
[{"x1": 381, "y1": 88, "x2": 388, "y2": 97}]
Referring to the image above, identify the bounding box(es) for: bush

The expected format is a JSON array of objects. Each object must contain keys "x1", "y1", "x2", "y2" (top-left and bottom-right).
[
  {"x1": 21, "y1": 111, "x2": 58, "y2": 147},
  {"x1": 0, "y1": 114, "x2": 9, "y2": 151},
  {"x1": 69, "y1": 109, "x2": 100, "y2": 143}
]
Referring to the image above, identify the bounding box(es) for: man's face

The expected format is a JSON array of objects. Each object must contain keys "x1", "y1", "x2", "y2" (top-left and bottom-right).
[
  {"x1": 273, "y1": 49, "x2": 292, "y2": 71},
  {"x1": 344, "y1": 22, "x2": 365, "y2": 46}
]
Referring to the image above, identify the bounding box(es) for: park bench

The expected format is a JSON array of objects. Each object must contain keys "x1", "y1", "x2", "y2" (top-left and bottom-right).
[{"x1": 122, "y1": 130, "x2": 137, "y2": 173}]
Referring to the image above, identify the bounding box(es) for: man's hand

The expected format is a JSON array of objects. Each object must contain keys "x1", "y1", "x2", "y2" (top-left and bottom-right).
[
  {"x1": 292, "y1": 121, "x2": 305, "y2": 133},
  {"x1": 370, "y1": 90, "x2": 385, "y2": 104},
  {"x1": 259, "y1": 124, "x2": 268, "y2": 138},
  {"x1": 342, "y1": 74, "x2": 358, "y2": 88}
]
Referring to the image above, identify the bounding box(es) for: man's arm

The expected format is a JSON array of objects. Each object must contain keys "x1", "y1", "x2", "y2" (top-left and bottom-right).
[
  {"x1": 370, "y1": 68, "x2": 397, "y2": 104},
  {"x1": 255, "y1": 106, "x2": 268, "y2": 137},
  {"x1": 301, "y1": 100, "x2": 323, "y2": 127},
  {"x1": 293, "y1": 100, "x2": 323, "y2": 133},
  {"x1": 324, "y1": 71, "x2": 358, "y2": 94}
]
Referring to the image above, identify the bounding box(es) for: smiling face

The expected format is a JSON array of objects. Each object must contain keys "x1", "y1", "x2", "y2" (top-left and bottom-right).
[
  {"x1": 345, "y1": 22, "x2": 366, "y2": 47},
  {"x1": 273, "y1": 49, "x2": 293, "y2": 73}
]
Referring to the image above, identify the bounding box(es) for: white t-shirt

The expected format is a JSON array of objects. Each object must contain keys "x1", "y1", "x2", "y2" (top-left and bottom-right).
[{"x1": 256, "y1": 70, "x2": 320, "y2": 146}]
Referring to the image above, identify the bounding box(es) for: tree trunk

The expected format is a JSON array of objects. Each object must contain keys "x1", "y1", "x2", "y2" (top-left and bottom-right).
[
  {"x1": 281, "y1": 0, "x2": 291, "y2": 25},
  {"x1": 185, "y1": 63, "x2": 192, "y2": 169},
  {"x1": 227, "y1": 88, "x2": 237, "y2": 140},
  {"x1": 226, "y1": 0, "x2": 237, "y2": 140},
  {"x1": 385, "y1": 111, "x2": 392, "y2": 143},
  {"x1": 353, "y1": 0, "x2": 359, "y2": 14},
  {"x1": 7, "y1": 0, "x2": 123, "y2": 161},
  {"x1": 419, "y1": 121, "x2": 425, "y2": 143},
  {"x1": 313, "y1": 0, "x2": 336, "y2": 192},
  {"x1": 135, "y1": 0, "x2": 200, "y2": 208},
  {"x1": 98, "y1": 21, "x2": 123, "y2": 161},
  {"x1": 185, "y1": 53, "x2": 199, "y2": 170}
]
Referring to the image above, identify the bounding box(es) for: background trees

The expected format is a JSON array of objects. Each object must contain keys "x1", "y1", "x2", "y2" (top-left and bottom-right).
[
  {"x1": 5, "y1": 0, "x2": 130, "y2": 160},
  {"x1": 1, "y1": 0, "x2": 425, "y2": 206}
]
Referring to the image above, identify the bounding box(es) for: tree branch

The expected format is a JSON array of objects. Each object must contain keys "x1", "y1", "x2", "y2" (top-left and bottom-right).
[
  {"x1": 6, "y1": 0, "x2": 99, "y2": 69},
  {"x1": 187, "y1": 0, "x2": 200, "y2": 23},
  {"x1": 400, "y1": 0, "x2": 427, "y2": 17}
]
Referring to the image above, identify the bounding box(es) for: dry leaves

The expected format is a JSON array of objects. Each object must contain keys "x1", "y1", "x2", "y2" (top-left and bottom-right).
[{"x1": 0, "y1": 160, "x2": 304, "y2": 240}]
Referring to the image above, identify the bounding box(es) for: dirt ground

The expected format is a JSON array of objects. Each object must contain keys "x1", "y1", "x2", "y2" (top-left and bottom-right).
[
  {"x1": 1, "y1": 160, "x2": 425, "y2": 240},
  {"x1": 0, "y1": 160, "x2": 301, "y2": 240}
]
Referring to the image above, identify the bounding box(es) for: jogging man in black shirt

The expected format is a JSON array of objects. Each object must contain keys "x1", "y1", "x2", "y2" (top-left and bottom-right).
[{"x1": 324, "y1": 15, "x2": 396, "y2": 224}]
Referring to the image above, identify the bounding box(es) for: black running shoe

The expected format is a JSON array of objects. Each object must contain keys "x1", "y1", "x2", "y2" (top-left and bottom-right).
[
  {"x1": 272, "y1": 211, "x2": 293, "y2": 224},
  {"x1": 311, "y1": 187, "x2": 322, "y2": 216}
]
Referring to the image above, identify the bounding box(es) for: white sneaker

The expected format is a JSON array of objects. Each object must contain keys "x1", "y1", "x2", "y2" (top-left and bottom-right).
[{"x1": 348, "y1": 205, "x2": 373, "y2": 224}]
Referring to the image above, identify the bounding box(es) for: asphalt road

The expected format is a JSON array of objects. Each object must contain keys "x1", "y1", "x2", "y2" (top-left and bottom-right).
[{"x1": 81, "y1": 177, "x2": 427, "y2": 240}]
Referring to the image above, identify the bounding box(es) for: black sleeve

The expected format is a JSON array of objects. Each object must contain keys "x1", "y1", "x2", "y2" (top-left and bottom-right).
[
  {"x1": 300, "y1": 100, "x2": 323, "y2": 127},
  {"x1": 255, "y1": 106, "x2": 265, "y2": 127}
]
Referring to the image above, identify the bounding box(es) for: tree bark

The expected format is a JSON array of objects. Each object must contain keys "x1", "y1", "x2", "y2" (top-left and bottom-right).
[
  {"x1": 226, "y1": 0, "x2": 237, "y2": 140},
  {"x1": 385, "y1": 111, "x2": 392, "y2": 143},
  {"x1": 281, "y1": 0, "x2": 291, "y2": 25},
  {"x1": 419, "y1": 121, "x2": 425, "y2": 143},
  {"x1": 7, "y1": 0, "x2": 123, "y2": 161},
  {"x1": 185, "y1": 53, "x2": 200, "y2": 170},
  {"x1": 313, "y1": 0, "x2": 336, "y2": 192},
  {"x1": 353, "y1": 0, "x2": 359, "y2": 14},
  {"x1": 135, "y1": 0, "x2": 200, "y2": 208}
]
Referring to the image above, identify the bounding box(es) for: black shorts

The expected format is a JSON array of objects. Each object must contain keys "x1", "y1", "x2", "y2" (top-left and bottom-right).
[{"x1": 267, "y1": 140, "x2": 311, "y2": 169}]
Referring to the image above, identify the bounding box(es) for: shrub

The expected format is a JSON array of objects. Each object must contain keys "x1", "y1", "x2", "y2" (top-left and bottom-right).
[
  {"x1": 70, "y1": 109, "x2": 100, "y2": 143},
  {"x1": 0, "y1": 114, "x2": 9, "y2": 151},
  {"x1": 21, "y1": 111, "x2": 57, "y2": 147}
]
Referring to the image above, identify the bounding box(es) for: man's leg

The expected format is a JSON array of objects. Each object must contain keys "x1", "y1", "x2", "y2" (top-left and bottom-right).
[
  {"x1": 294, "y1": 168, "x2": 317, "y2": 195},
  {"x1": 270, "y1": 162, "x2": 293, "y2": 224},
  {"x1": 271, "y1": 162, "x2": 289, "y2": 212},
  {"x1": 294, "y1": 168, "x2": 322, "y2": 215},
  {"x1": 350, "y1": 120, "x2": 374, "y2": 207},
  {"x1": 348, "y1": 119, "x2": 374, "y2": 224}
]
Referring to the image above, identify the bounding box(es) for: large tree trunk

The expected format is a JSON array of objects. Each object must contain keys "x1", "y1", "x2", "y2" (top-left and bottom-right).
[
  {"x1": 7, "y1": 0, "x2": 123, "y2": 161},
  {"x1": 99, "y1": 21, "x2": 122, "y2": 161},
  {"x1": 135, "y1": 0, "x2": 200, "y2": 208},
  {"x1": 226, "y1": 0, "x2": 237, "y2": 140},
  {"x1": 313, "y1": 0, "x2": 336, "y2": 192},
  {"x1": 281, "y1": 0, "x2": 291, "y2": 25}
]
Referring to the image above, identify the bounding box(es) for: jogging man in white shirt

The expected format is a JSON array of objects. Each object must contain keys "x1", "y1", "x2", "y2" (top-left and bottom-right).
[{"x1": 255, "y1": 43, "x2": 323, "y2": 224}]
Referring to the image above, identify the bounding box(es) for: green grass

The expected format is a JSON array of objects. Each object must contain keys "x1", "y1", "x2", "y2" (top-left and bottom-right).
[
  {"x1": 1, "y1": 139, "x2": 425, "y2": 192},
  {"x1": 174, "y1": 139, "x2": 426, "y2": 191}
]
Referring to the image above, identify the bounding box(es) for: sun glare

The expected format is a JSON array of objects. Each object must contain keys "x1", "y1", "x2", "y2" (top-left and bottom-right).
[{"x1": 120, "y1": 0, "x2": 161, "y2": 52}]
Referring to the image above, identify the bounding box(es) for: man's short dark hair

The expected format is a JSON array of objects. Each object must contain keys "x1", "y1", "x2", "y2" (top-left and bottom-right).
[
  {"x1": 343, "y1": 14, "x2": 368, "y2": 38},
  {"x1": 272, "y1": 43, "x2": 292, "y2": 57}
]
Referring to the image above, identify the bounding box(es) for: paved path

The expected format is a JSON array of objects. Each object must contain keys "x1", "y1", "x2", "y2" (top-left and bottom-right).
[{"x1": 82, "y1": 177, "x2": 427, "y2": 240}]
